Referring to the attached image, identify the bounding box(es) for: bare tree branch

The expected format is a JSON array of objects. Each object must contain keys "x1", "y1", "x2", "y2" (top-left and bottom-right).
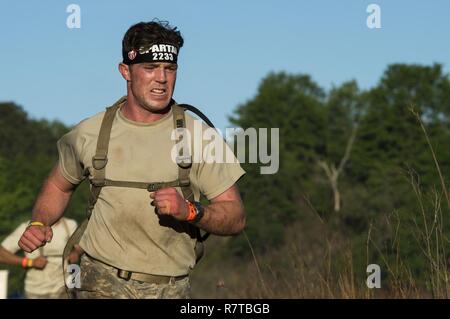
[
  {"x1": 318, "y1": 123, "x2": 359, "y2": 213},
  {"x1": 337, "y1": 123, "x2": 358, "y2": 174}
]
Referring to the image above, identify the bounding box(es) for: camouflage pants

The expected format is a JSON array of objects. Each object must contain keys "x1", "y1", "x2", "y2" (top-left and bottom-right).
[
  {"x1": 26, "y1": 286, "x2": 68, "y2": 299},
  {"x1": 72, "y1": 254, "x2": 191, "y2": 299}
]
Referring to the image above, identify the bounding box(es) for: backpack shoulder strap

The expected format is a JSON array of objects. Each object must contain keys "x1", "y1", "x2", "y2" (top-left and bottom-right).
[
  {"x1": 62, "y1": 97, "x2": 124, "y2": 292},
  {"x1": 87, "y1": 96, "x2": 125, "y2": 216},
  {"x1": 173, "y1": 104, "x2": 212, "y2": 262},
  {"x1": 172, "y1": 104, "x2": 192, "y2": 189}
]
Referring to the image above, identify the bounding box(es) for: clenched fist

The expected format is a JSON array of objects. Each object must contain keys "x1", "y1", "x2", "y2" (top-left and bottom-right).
[
  {"x1": 149, "y1": 187, "x2": 189, "y2": 221},
  {"x1": 68, "y1": 244, "x2": 84, "y2": 264},
  {"x1": 18, "y1": 224, "x2": 53, "y2": 253},
  {"x1": 32, "y1": 256, "x2": 48, "y2": 269}
]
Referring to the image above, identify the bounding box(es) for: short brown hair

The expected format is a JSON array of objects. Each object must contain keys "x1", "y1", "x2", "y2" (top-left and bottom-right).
[{"x1": 122, "y1": 20, "x2": 184, "y2": 61}]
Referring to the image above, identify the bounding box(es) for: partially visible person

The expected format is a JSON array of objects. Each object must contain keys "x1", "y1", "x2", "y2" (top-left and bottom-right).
[
  {"x1": 0, "y1": 217, "x2": 77, "y2": 298},
  {"x1": 0, "y1": 246, "x2": 48, "y2": 269}
]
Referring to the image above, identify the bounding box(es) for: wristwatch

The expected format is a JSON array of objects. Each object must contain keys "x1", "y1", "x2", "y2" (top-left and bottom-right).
[{"x1": 191, "y1": 201, "x2": 205, "y2": 224}]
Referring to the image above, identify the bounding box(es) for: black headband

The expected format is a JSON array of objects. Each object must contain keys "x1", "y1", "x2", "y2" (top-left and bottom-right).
[{"x1": 123, "y1": 43, "x2": 179, "y2": 65}]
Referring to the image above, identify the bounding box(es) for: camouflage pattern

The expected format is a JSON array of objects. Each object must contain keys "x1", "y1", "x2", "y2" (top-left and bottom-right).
[
  {"x1": 71, "y1": 255, "x2": 191, "y2": 299},
  {"x1": 26, "y1": 286, "x2": 68, "y2": 299}
]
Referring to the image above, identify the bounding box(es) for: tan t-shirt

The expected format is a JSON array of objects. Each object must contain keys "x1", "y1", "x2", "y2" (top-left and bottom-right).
[
  {"x1": 1, "y1": 218, "x2": 77, "y2": 295},
  {"x1": 57, "y1": 98, "x2": 245, "y2": 276}
]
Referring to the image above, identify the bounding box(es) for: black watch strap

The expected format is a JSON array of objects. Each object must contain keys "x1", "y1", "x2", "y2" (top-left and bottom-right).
[{"x1": 191, "y1": 201, "x2": 205, "y2": 224}]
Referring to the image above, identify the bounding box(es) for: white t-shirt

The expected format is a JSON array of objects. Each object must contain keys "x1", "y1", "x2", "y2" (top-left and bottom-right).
[{"x1": 1, "y1": 218, "x2": 77, "y2": 295}]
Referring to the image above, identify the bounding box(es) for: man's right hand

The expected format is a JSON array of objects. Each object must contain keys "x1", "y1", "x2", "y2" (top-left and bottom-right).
[
  {"x1": 18, "y1": 225, "x2": 53, "y2": 253},
  {"x1": 32, "y1": 256, "x2": 48, "y2": 269},
  {"x1": 68, "y1": 244, "x2": 85, "y2": 264}
]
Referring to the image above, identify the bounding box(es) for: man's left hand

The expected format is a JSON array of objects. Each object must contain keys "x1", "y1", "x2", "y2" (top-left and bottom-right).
[{"x1": 149, "y1": 187, "x2": 188, "y2": 221}]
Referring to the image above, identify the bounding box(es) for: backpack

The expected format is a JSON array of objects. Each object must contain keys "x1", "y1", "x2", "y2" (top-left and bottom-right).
[{"x1": 62, "y1": 96, "x2": 214, "y2": 275}]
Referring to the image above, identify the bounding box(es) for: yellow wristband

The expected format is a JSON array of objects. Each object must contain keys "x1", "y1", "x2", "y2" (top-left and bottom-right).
[
  {"x1": 27, "y1": 258, "x2": 33, "y2": 268},
  {"x1": 28, "y1": 221, "x2": 45, "y2": 227}
]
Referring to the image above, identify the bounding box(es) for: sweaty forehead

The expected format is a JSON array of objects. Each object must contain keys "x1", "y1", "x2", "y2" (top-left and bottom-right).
[{"x1": 139, "y1": 62, "x2": 177, "y2": 67}]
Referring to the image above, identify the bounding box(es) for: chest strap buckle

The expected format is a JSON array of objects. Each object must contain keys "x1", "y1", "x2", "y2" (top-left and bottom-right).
[{"x1": 147, "y1": 182, "x2": 164, "y2": 192}]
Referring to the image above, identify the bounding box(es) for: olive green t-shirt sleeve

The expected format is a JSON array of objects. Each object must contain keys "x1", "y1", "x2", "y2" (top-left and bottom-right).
[
  {"x1": 194, "y1": 137, "x2": 246, "y2": 200},
  {"x1": 56, "y1": 128, "x2": 87, "y2": 185}
]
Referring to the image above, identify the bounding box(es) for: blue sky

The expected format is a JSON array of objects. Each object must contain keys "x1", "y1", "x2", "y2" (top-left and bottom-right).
[{"x1": 1, "y1": 0, "x2": 449, "y2": 131}]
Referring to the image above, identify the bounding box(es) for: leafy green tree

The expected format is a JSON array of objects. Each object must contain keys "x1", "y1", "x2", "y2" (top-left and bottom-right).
[{"x1": 229, "y1": 72, "x2": 328, "y2": 254}]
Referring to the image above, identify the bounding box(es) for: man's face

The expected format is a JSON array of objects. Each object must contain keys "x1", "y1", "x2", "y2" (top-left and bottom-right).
[{"x1": 127, "y1": 62, "x2": 178, "y2": 112}]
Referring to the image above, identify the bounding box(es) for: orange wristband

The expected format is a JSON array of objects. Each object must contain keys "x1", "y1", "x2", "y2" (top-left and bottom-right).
[
  {"x1": 21, "y1": 258, "x2": 28, "y2": 268},
  {"x1": 186, "y1": 201, "x2": 197, "y2": 222}
]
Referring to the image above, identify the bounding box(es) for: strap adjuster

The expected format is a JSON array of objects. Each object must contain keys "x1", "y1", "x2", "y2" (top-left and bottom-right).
[
  {"x1": 92, "y1": 155, "x2": 108, "y2": 170},
  {"x1": 147, "y1": 182, "x2": 164, "y2": 192},
  {"x1": 117, "y1": 270, "x2": 132, "y2": 281},
  {"x1": 176, "y1": 155, "x2": 192, "y2": 169},
  {"x1": 91, "y1": 178, "x2": 106, "y2": 187},
  {"x1": 179, "y1": 178, "x2": 190, "y2": 187}
]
